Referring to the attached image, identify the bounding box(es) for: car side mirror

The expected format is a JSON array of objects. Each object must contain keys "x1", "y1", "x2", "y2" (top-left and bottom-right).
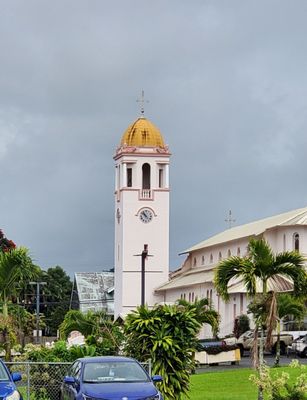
[
  {"x1": 64, "y1": 376, "x2": 75, "y2": 385},
  {"x1": 152, "y1": 375, "x2": 163, "y2": 383},
  {"x1": 11, "y1": 373, "x2": 22, "y2": 382}
]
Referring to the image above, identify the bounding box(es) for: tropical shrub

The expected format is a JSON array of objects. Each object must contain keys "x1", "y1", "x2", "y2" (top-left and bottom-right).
[
  {"x1": 18, "y1": 340, "x2": 97, "y2": 362},
  {"x1": 250, "y1": 360, "x2": 307, "y2": 400},
  {"x1": 124, "y1": 304, "x2": 204, "y2": 400},
  {"x1": 60, "y1": 310, "x2": 124, "y2": 355},
  {"x1": 233, "y1": 314, "x2": 250, "y2": 338}
]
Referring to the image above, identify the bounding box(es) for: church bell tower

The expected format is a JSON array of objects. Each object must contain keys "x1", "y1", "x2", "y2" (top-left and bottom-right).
[{"x1": 114, "y1": 108, "x2": 170, "y2": 318}]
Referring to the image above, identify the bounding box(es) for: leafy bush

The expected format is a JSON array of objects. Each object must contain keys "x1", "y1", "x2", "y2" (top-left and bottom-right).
[
  {"x1": 60, "y1": 310, "x2": 124, "y2": 355},
  {"x1": 124, "y1": 304, "x2": 203, "y2": 400},
  {"x1": 18, "y1": 340, "x2": 97, "y2": 362},
  {"x1": 233, "y1": 314, "x2": 250, "y2": 338},
  {"x1": 250, "y1": 360, "x2": 307, "y2": 400}
]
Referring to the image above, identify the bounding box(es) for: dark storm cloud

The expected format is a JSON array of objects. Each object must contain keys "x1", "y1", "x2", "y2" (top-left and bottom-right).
[{"x1": 1, "y1": 0, "x2": 307, "y2": 274}]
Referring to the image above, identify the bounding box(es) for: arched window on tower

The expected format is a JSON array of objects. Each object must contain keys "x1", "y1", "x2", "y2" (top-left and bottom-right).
[
  {"x1": 127, "y1": 168, "x2": 132, "y2": 187},
  {"x1": 141, "y1": 163, "x2": 151, "y2": 199},
  {"x1": 294, "y1": 233, "x2": 300, "y2": 252},
  {"x1": 142, "y1": 163, "x2": 151, "y2": 189}
]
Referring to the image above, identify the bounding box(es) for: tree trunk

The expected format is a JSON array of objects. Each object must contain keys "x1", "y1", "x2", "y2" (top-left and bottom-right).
[
  {"x1": 2, "y1": 299, "x2": 12, "y2": 361},
  {"x1": 257, "y1": 327, "x2": 265, "y2": 400},
  {"x1": 258, "y1": 280, "x2": 267, "y2": 400},
  {"x1": 2, "y1": 301, "x2": 8, "y2": 319},
  {"x1": 3, "y1": 327, "x2": 12, "y2": 362},
  {"x1": 274, "y1": 320, "x2": 281, "y2": 367}
]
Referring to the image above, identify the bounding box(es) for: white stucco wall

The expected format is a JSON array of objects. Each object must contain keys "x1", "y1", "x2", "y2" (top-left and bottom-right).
[{"x1": 114, "y1": 150, "x2": 170, "y2": 318}]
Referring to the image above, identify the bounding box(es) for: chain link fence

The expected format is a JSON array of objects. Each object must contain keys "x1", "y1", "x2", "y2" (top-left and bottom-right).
[{"x1": 6, "y1": 360, "x2": 152, "y2": 400}]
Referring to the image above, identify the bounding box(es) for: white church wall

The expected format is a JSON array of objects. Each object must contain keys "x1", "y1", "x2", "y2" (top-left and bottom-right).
[{"x1": 263, "y1": 229, "x2": 278, "y2": 251}]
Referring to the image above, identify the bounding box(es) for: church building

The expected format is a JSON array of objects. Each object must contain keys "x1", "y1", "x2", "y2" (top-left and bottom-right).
[
  {"x1": 156, "y1": 206, "x2": 307, "y2": 337},
  {"x1": 114, "y1": 112, "x2": 170, "y2": 318}
]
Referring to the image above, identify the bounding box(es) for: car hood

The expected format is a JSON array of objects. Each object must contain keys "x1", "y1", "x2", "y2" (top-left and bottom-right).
[
  {"x1": 0, "y1": 381, "x2": 16, "y2": 397},
  {"x1": 83, "y1": 381, "x2": 158, "y2": 399}
]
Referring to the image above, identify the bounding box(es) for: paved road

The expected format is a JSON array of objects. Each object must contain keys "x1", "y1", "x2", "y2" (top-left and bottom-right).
[{"x1": 196, "y1": 352, "x2": 307, "y2": 374}]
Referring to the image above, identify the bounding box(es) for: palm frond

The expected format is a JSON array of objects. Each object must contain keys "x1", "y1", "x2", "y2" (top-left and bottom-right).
[
  {"x1": 277, "y1": 293, "x2": 306, "y2": 321},
  {"x1": 215, "y1": 256, "x2": 258, "y2": 300},
  {"x1": 248, "y1": 238, "x2": 274, "y2": 267}
]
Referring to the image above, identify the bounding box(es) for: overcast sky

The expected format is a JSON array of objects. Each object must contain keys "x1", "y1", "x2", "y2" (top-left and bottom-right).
[{"x1": 1, "y1": 0, "x2": 307, "y2": 275}]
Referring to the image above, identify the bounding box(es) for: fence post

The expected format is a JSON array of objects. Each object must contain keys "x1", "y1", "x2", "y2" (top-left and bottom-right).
[
  {"x1": 148, "y1": 358, "x2": 152, "y2": 376},
  {"x1": 26, "y1": 362, "x2": 30, "y2": 400}
]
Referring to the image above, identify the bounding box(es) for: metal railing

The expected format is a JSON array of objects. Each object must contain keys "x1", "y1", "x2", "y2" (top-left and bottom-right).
[
  {"x1": 140, "y1": 189, "x2": 152, "y2": 199},
  {"x1": 6, "y1": 360, "x2": 152, "y2": 400}
]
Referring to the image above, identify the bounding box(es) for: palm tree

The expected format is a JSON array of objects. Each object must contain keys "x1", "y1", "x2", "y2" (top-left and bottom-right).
[
  {"x1": 60, "y1": 310, "x2": 99, "y2": 338},
  {"x1": 60, "y1": 310, "x2": 122, "y2": 354},
  {"x1": 0, "y1": 247, "x2": 39, "y2": 317},
  {"x1": 214, "y1": 238, "x2": 306, "y2": 400},
  {"x1": 0, "y1": 247, "x2": 39, "y2": 360},
  {"x1": 269, "y1": 292, "x2": 305, "y2": 366}
]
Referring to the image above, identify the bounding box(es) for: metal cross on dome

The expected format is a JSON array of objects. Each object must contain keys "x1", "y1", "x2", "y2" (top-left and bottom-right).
[{"x1": 136, "y1": 90, "x2": 149, "y2": 116}]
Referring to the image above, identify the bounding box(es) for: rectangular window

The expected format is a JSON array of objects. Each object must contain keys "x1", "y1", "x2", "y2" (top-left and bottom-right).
[
  {"x1": 159, "y1": 168, "x2": 164, "y2": 188},
  {"x1": 233, "y1": 303, "x2": 237, "y2": 319},
  {"x1": 240, "y1": 293, "x2": 244, "y2": 314},
  {"x1": 127, "y1": 168, "x2": 132, "y2": 187}
]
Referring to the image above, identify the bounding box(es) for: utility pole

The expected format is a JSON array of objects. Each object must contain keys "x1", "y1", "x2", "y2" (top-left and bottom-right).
[
  {"x1": 29, "y1": 281, "x2": 47, "y2": 344},
  {"x1": 134, "y1": 244, "x2": 153, "y2": 306}
]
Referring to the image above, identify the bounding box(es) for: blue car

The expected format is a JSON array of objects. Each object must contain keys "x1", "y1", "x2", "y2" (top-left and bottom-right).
[
  {"x1": 60, "y1": 356, "x2": 163, "y2": 400},
  {"x1": 0, "y1": 359, "x2": 22, "y2": 400}
]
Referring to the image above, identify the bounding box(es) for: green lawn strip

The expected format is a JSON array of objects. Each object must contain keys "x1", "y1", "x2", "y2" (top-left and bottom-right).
[{"x1": 187, "y1": 366, "x2": 303, "y2": 400}]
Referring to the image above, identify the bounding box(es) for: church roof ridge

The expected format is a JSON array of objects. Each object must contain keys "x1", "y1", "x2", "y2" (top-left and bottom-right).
[{"x1": 180, "y1": 205, "x2": 307, "y2": 254}]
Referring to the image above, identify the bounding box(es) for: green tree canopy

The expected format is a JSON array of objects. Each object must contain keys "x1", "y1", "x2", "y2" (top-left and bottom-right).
[{"x1": 38, "y1": 266, "x2": 73, "y2": 336}]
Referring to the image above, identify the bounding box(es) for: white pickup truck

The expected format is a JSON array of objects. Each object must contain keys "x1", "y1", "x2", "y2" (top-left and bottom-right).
[
  {"x1": 290, "y1": 334, "x2": 307, "y2": 357},
  {"x1": 224, "y1": 330, "x2": 293, "y2": 357}
]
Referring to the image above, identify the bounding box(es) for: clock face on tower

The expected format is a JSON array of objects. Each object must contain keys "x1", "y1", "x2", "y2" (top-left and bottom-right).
[{"x1": 139, "y1": 208, "x2": 153, "y2": 223}]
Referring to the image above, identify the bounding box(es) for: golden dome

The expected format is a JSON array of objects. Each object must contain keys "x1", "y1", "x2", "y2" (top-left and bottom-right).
[{"x1": 120, "y1": 117, "x2": 165, "y2": 148}]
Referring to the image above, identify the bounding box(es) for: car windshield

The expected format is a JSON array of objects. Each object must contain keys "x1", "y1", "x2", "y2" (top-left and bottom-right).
[
  {"x1": 0, "y1": 363, "x2": 10, "y2": 381},
  {"x1": 83, "y1": 361, "x2": 149, "y2": 383}
]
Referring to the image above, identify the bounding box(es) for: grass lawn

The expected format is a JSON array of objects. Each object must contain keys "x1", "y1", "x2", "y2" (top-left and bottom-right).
[{"x1": 187, "y1": 366, "x2": 303, "y2": 400}]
